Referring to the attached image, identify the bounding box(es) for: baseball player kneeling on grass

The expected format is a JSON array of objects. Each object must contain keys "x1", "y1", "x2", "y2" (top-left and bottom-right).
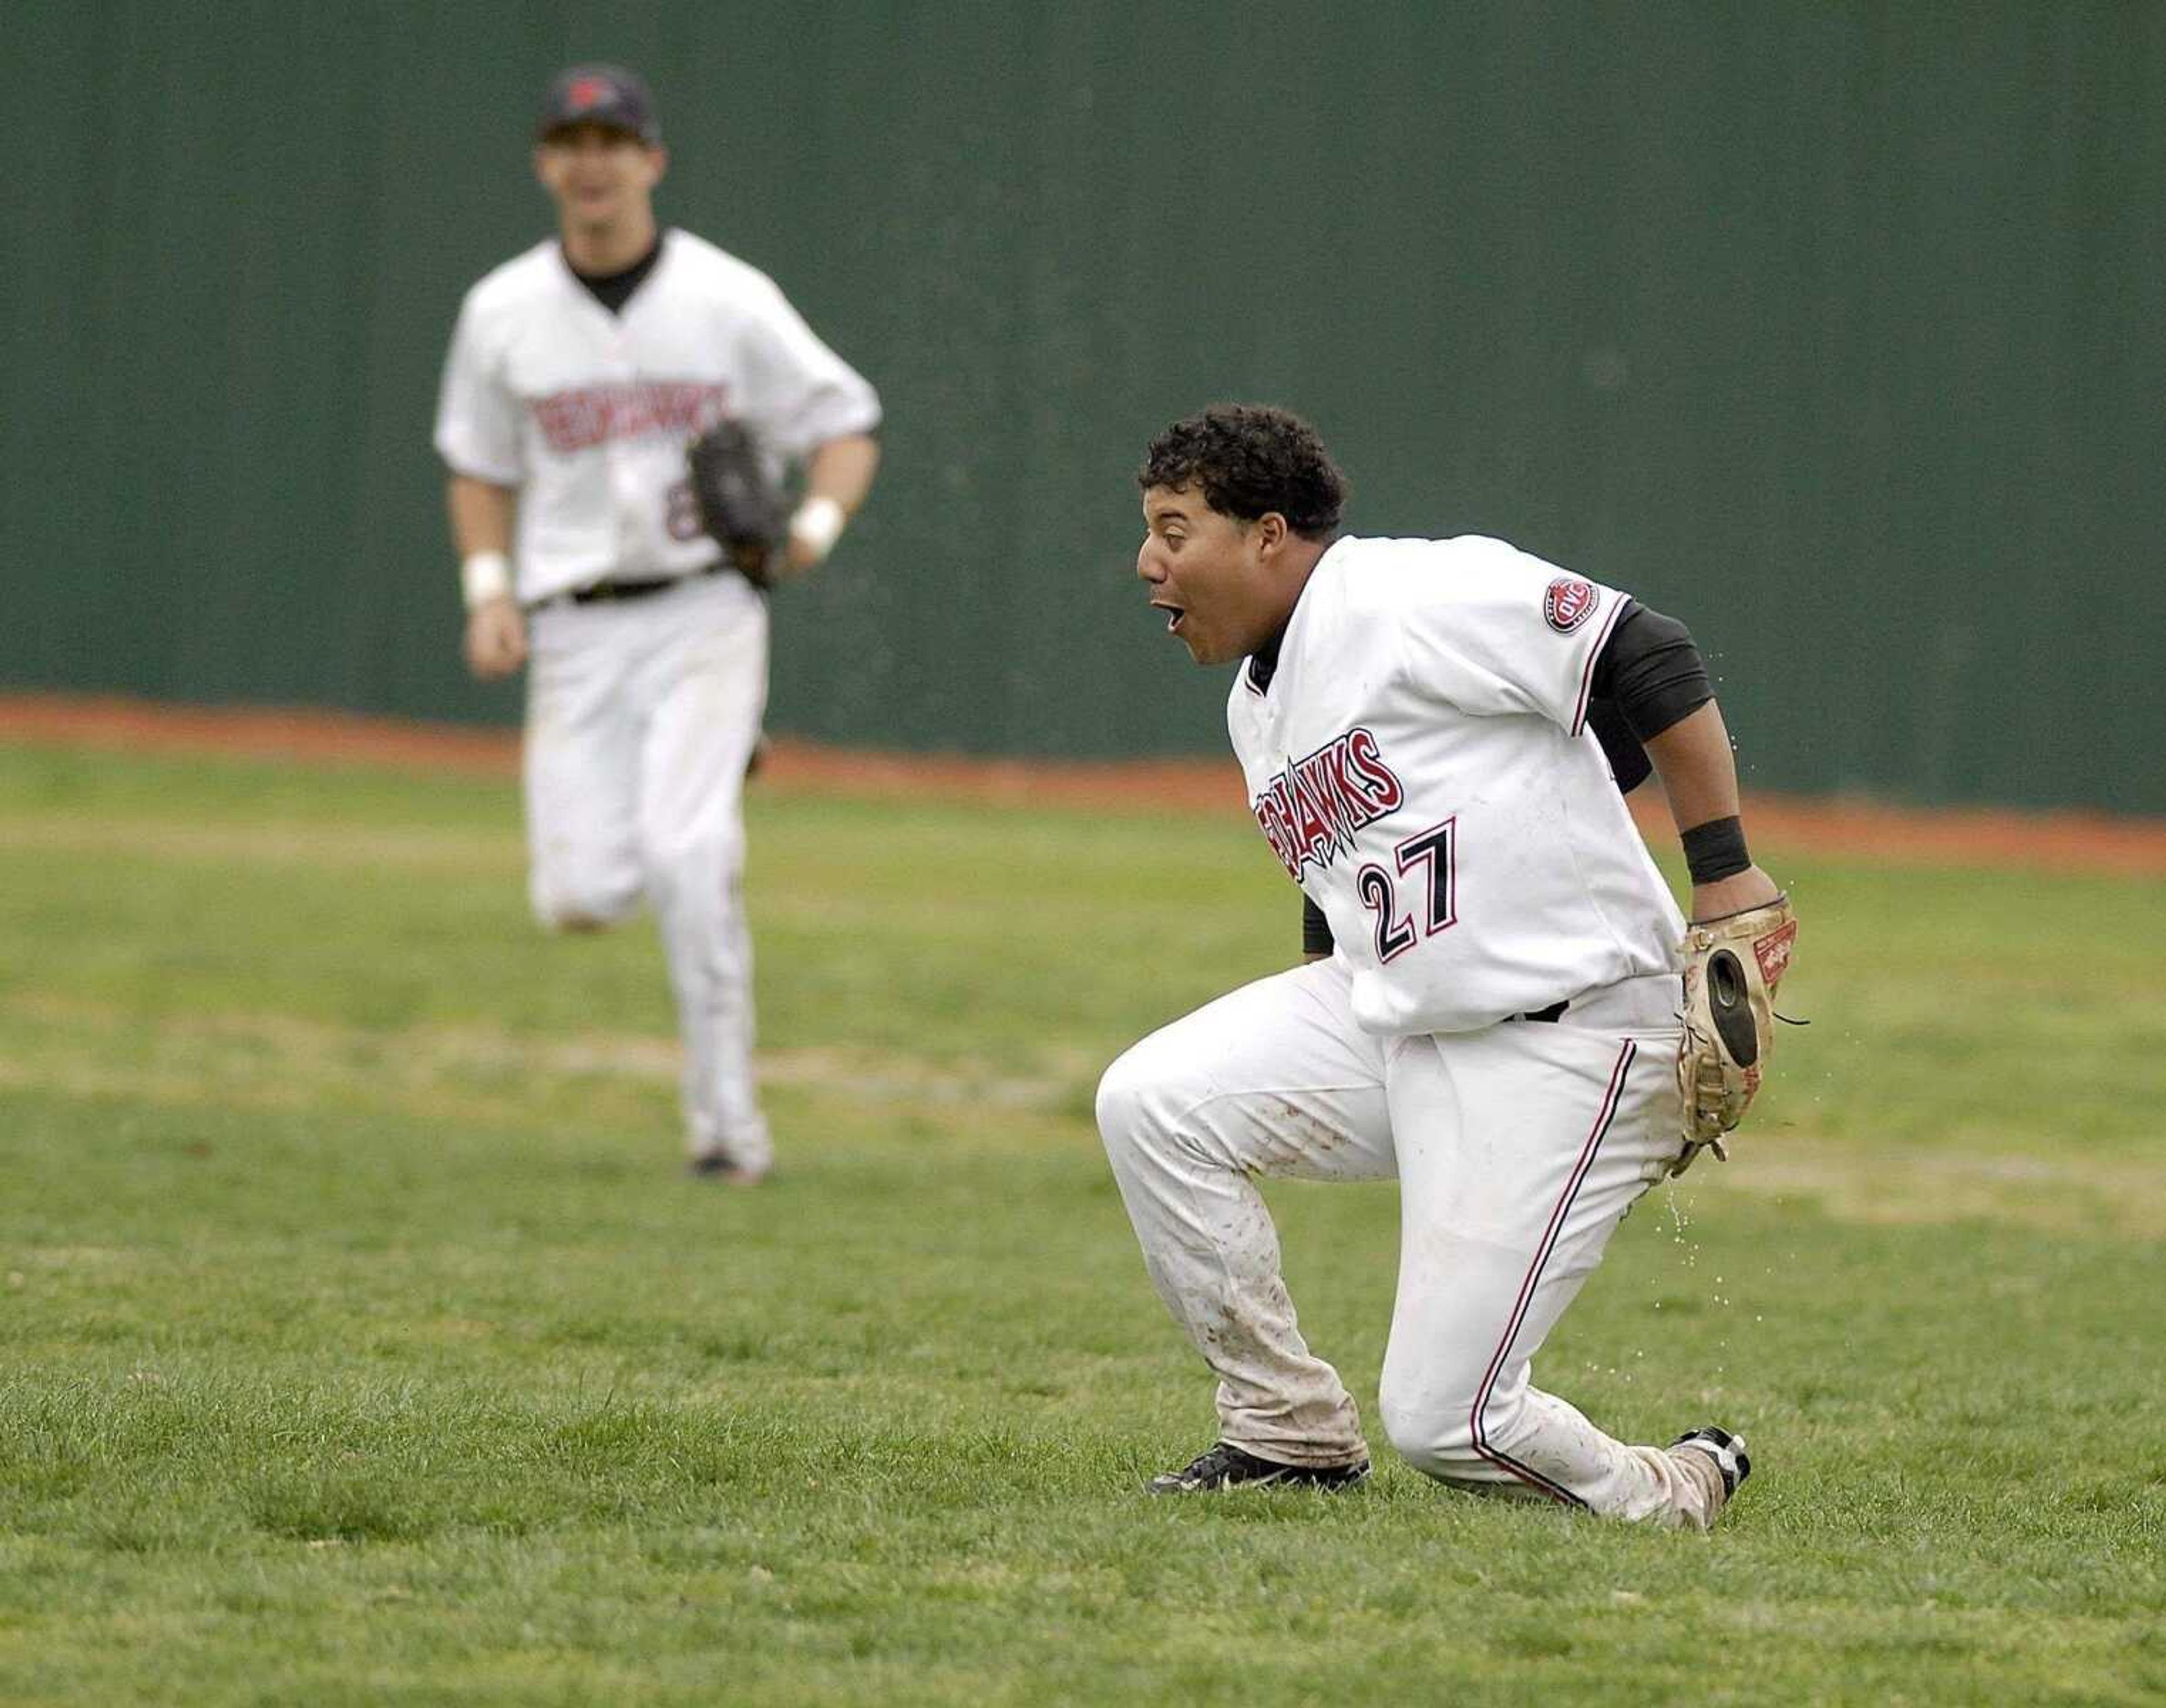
[
  {"x1": 434, "y1": 65, "x2": 882, "y2": 1182},
  {"x1": 1098, "y1": 406, "x2": 1795, "y2": 1528}
]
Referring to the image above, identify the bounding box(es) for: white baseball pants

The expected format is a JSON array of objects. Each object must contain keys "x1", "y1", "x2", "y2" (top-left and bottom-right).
[
  {"x1": 523, "y1": 572, "x2": 771, "y2": 1170},
  {"x1": 1097, "y1": 955, "x2": 1719, "y2": 1526}
]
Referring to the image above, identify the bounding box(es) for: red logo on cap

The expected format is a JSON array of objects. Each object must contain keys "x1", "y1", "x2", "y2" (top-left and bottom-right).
[
  {"x1": 567, "y1": 76, "x2": 613, "y2": 109},
  {"x1": 1543, "y1": 577, "x2": 1597, "y2": 633}
]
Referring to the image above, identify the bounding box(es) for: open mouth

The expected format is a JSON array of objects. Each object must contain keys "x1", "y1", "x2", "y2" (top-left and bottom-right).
[{"x1": 1152, "y1": 602, "x2": 1186, "y2": 635}]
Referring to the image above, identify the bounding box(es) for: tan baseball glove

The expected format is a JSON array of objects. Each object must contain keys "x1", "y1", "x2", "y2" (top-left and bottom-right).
[{"x1": 1671, "y1": 895, "x2": 1798, "y2": 1175}]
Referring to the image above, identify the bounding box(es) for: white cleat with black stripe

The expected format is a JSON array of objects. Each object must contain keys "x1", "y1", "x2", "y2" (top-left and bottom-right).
[{"x1": 1668, "y1": 1425, "x2": 1751, "y2": 1529}]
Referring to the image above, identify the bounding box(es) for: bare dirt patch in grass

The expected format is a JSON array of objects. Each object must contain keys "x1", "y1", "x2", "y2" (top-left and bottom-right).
[
  {"x1": 0, "y1": 996, "x2": 1086, "y2": 1126},
  {"x1": 0, "y1": 815, "x2": 514, "y2": 873},
  {"x1": 1697, "y1": 1138, "x2": 2166, "y2": 1240},
  {"x1": 8, "y1": 994, "x2": 2152, "y2": 1234},
  {"x1": 7, "y1": 692, "x2": 2164, "y2": 875}
]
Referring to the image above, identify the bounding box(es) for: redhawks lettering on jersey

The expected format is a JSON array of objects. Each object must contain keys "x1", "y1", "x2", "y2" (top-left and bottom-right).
[
  {"x1": 532, "y1": 381, "x2": 729, "y2": 452},
  {"x1": 1251, "y1": 727, "x2": 1406, "y2": 881}
]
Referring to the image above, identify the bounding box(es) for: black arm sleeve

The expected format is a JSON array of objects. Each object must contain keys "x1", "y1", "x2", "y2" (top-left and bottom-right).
[
  {"x1": 1302, "y1": 894, "x2": 1335, "y2": 956},
  {"x1": 1586, "y1": 697, "x2": 1654, "y2": 793},
  {"x1": 1588, "y1": 600, "x2": 1714, "y2": 743}
]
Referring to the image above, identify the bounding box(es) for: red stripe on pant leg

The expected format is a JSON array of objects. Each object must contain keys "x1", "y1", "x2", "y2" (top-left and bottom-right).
[{"x1": 1467, "y1": 1040, "x2": 1637, "y2": 1507}]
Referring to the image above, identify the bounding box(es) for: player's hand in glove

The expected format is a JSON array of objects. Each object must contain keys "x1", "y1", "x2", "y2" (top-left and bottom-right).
[
  {"x1": 1672, "y1": 884, "x2": 1798, "y2": 1176},
  {"x1": 686, "y1": 420, "x2": 790, "y2": 589},
  {"x1": 464, "y1": 595, "x2": 528, "y2": 681}
]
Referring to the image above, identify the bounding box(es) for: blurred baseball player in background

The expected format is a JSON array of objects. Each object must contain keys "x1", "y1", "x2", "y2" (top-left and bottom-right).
[
  {"x1": 434, "y1": 65, "x2": 882, "y2": 1181},
  {"x1": 1097, "y1": 405, "x2": 1796, "y2": 1527}
]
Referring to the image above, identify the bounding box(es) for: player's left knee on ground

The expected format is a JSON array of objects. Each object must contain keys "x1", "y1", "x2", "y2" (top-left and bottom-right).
[{"x1": 1377, "y1": 1363, "x2": 1518, "y2": 1488}]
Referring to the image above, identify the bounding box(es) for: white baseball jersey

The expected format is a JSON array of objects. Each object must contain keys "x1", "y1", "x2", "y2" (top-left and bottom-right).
[
  {"x1": 434, "y1": 228, "x2": 881, "y2": 605},
  {"x1": 1229, "y1": 534, "x2": 1685, "y2": 1036}
]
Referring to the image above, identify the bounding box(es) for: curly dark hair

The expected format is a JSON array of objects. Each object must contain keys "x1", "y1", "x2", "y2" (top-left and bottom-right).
[{"x1": 1137, "y1": 404, "x2": 1348, "y2": 539}]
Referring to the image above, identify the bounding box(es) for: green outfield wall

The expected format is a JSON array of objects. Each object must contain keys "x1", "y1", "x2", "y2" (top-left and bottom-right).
[{"x1": 8, "y1": 2, "x2": 2163, "y2": 812}]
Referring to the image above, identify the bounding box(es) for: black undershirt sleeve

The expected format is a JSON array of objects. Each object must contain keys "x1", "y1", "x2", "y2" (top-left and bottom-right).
[
  {"x1": 1586, "y1": 697, "x2": 1654, "y2": 793},
  {"x1": 1302, "y1": 894, "x2": 1334, "y2": 956},
  {"x1": 1588, "y1": 600, "x2": 1714, "y2": 743}
]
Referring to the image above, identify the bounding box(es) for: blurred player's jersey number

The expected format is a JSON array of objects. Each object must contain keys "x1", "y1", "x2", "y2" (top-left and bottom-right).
[{"x1": 664, "y1": 480, "x2": 704, "y2": 542}]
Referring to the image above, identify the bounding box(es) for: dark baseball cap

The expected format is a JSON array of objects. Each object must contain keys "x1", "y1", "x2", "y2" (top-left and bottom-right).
[{"x1": 535, "y1": 64, "x2": 661, "y2": 144}]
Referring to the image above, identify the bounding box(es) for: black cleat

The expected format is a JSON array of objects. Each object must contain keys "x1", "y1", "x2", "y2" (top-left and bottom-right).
[
  {"x1": 1146, "y1": 1441, "x2": 1371, "y2": 1495},
  {"x1": 1669, "y1": 1425, "x2": 1751, "y2": 1501},
  {"x1": 686, "y1": 1152, "x2": 769, "y2": 1185}
]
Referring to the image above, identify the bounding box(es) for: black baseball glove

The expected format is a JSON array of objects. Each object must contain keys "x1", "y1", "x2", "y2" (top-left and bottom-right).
[{"x1": 686, "y1": 421, "x2": 788, "y2": 589}]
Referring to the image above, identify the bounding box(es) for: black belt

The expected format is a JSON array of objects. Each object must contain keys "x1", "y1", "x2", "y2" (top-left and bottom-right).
[
  {"x1": 1516, "y1": 1000, "x2": 1569, "y2": 1023},
  {"x1": 545, "y1": 560, "x2": 727, "y2": 609}
]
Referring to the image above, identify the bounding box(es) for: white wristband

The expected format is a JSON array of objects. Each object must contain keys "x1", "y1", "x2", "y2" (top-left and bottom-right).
[
  {"x1": 460, "y1": 551, "x2": 513, "y2": 610},
  {"x1": 789, "y1": 496, "x2": 846, "y2": 562}
]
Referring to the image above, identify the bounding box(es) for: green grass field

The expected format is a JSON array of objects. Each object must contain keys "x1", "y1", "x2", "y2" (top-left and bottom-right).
[{"x1": 2, "y1": 742, "x2": 2161, "y2": 1706}]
